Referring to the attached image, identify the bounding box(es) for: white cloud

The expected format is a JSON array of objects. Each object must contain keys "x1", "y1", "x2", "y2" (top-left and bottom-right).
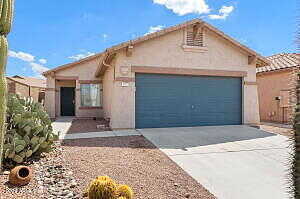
[
  {"x1": 29, "y1": 62, "x2": 49, "y2": 78},
  {"x1": 153, "y1": 0, "x2": 210, "y2": 16},
  {"x1": 102, "y1": 34, "x2": 108, "y2": 39},
  {"x1": 145, "y1": 25, "x2": 165, "y2": 35},
  {"x1": 29, "y1": 62, "x2": 49, "y2": 74},
  {"x1": 39, "y1": 58, "x2": 47, "y2": 64},
  {"x1": 8, "y1": 50, "x2": 49, "y2": 77},
  {"x1": 208, "y1": 5, "x2": 234, "y2": 20},
  {"x1": 68, "y1": 51, "x2": 95, "y2": 61},
  {"x1": 8, "y1": 50, "x2": 35, "y2": 62}
]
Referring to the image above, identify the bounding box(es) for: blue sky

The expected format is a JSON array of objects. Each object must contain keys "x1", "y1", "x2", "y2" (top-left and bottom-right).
[{"x1": 6, "y1": 0, "x2": 297, "y2": 78}]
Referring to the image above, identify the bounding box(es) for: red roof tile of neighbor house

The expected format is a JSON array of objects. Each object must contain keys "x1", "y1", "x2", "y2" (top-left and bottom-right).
[
  {"x1": 256, "y1": 53, "x2": 299, "y2": 73},
  {"x1": 6, "y1": 75, "x2": 46, "y2": 88},
  {"x1": 43, "y1": 18, "x2": 270, "y2": 77}
]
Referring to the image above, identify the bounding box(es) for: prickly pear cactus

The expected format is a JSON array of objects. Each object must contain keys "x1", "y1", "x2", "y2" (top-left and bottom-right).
[
  {"x1": 0, "y1": 0, "x2": 14, "y2": 171},
  {"x1": 3, "y1": 94, "x2": 58, "y2": 167}
]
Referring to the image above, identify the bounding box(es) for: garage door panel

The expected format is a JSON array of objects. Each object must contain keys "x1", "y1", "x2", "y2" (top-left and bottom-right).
[{"x1": 135, "y1": 74, "x2": 242, "y2": 128}]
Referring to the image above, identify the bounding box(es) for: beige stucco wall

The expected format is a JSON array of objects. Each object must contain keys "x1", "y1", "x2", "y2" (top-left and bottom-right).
[
  {"x1": 102, "y1": 62, "x2": 115, "y2": 119},
  {"x1": 257, "y1": 70, "x2": 294, "y2": 123},
  {"x1": 45, "y1": 25, "x2": 260, "y2": 128},
  {"x1": 109, "y1": 27, "x2": 259, "y2": 129},
  {"x1": 45, "y1": 77, "x2": 56, "y2": 118},
  {"x1": 45, "y1": 58, "x2": 103, "y2": 118}
]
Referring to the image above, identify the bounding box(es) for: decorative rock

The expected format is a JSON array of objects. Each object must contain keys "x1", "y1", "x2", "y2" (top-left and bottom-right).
[
  {"x1": 185, "y1": 193, "x2": 191, "y2": 198},
  {"x1": 66, "y1": 192, "x2": 73, "y2": 198},
  {"x1": 3, "y1": 170, "x2": 10, "y2": 175},
  {"x1": 3, "y1": 142, "x2": 79, "y2": 198},
  {"x1": 70, "y1": 181, "x2": 77, "y2": 188}
]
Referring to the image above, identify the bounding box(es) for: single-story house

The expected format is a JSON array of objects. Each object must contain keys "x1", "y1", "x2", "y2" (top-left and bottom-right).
[
  {"x1": 7, "y1": 75, "x2": 46, "y2": 103},
  {"x1": 43, "y1": 19, "x2": 269, "y2": 129},
  {"x1": 257, "y1": 53, "x2": 299, "y2": 124}
]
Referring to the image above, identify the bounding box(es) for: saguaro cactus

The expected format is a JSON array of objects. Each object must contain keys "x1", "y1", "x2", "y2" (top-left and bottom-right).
[
  {"x1": 292, "y1": 72, "x2": 300, "y2": 198},
  {"x1": 0, "y1": 0, "x2": 14, "y2": 171}
]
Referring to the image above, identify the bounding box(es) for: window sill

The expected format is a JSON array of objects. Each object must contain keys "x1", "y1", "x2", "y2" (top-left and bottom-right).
[
  {"x1": 79, "y1": 106, "x2": 103, "y2": 110},
  {"x1": 182, "y1": 45, "x2": 208, "y2": 53}
]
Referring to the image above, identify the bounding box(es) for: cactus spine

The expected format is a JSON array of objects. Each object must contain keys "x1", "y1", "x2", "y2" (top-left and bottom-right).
[
  {"x1": 291, "y1": 72, "x2": 300, "y2": 199},
  {"x1": 88, "y1": 177, "x2": 117, "y2": 199},
  {"x1": 0, "y1": 0, "x2": 14, "y2": 171},
  {"x1": 116, "y1": 185, "x2": 133, "y2": 199}
]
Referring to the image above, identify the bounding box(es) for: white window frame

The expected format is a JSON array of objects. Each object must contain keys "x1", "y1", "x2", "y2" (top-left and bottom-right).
[{"x1": 80, "y1": 83, "x2": 102, "y2": 107}]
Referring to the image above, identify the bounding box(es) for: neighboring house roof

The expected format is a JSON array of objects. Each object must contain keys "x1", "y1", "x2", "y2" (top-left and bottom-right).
[
  {"x1": 43, "y1": 18, "x2": 270, "y2": 77},
  {"x1": 7, "y1": 75, "x2": 46, "y2": 88},
  {"x1": 256, "y1": 53, "x2": 299, "y2": 73}
]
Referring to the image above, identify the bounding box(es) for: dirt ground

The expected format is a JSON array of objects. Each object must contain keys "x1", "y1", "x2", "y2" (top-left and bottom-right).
[{"x1": 260, "y1": 123, "x2": 293, "y2": 137}]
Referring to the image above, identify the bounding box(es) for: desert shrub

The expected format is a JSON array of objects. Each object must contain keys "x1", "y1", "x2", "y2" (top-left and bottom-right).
[{"x1": 2, "y1": 94, "x2": 58, "y2": 167}]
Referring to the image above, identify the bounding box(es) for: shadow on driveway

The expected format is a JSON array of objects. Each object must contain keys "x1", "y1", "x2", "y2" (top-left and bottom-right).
[{"x1": 137, "y1": 125, "x2": 277, "y2": 150}]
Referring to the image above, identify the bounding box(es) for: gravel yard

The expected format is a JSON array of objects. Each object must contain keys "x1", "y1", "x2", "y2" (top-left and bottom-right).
[
  {"x1": 61, "y1": 135, "x2": 215, "y2": 199},
  {"x1": 0, "y1": 142, "x2": 80, "y2": 199},
  {"x1": 260, "y1": 123, "x2": 293, "y2": 137},
  {"x1": 0, "y1": 123, "x2": 291, "y2": 199},
  {"x1": 0, "y1": 168, "x2": 40, "y2": 199},
  {"x1": 67, "y1": 119, "x2": 110, "y2": 134},
  {"x1": 1, "y1": 136, "x2": 215, "y2": 199}
]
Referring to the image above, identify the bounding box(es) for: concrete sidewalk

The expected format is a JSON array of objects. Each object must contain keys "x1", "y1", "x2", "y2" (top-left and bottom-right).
[
  {"x1": 51, "y1": 117, "x2": 74, "y2": 139},
  {"x1": 139, "y1": 125, "x2": 291, "y2": 199},
  {"x1": 62, "y1": 130, "x2": 141, "y2": 140},
  {"x1": 51, "y1": 117, "x2": 141, "y2": 140}
]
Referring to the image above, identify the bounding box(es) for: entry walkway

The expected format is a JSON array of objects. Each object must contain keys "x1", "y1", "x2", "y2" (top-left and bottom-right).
[{"x1": 51, "y1": 117, "x2": 140, "y2": 140}]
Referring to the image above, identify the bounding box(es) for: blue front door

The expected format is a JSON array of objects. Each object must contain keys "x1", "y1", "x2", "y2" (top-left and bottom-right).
[{"x1": 135, "y1": 74, "x2": 242, "y2": 128}]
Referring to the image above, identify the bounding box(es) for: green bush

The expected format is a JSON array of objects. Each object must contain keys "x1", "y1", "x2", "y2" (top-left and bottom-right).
[{"x1": 2, "y1": 94, "x2": 58, "y2": 167}]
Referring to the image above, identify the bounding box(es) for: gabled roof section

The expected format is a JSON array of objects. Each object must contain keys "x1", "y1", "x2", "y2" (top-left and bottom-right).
[
  {"x1": 103, "y1": 19, "x2": 269, "y2": 66},
  {"x1": 7, "y1": 76, "x2": 46, "y2": 88},
  {"x1": 43, "y1": 53, "x2": 104, "y2": 76},
  {"x1": 43, "y1": 18, "x2": 270, "y2": 77},
  {"x1": 256, "y1": 53, "x2": 299, "y2": 73}
]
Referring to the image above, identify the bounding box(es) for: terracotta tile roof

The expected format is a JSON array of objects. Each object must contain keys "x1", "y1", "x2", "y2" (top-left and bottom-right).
[
  {"x1": 256, "y1": 53, "x2": 299, "y2": 73},
  {"x1": 7, "y1": 75, "x2": 46, "y2": 88}
]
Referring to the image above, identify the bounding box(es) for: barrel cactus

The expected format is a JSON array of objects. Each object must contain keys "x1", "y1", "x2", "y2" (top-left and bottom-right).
[
  {"x1": 2, "y1": 94, "x2": 58, "y2": 167},
  {"x1": 86, "y1": 176, "x2": 134, "y2": 199},
  {"x1": 0, "y1": 0, "x2": 14, "y2": 171},
  {"x1": 116, "y1": 185, "x2": 133, "y2": 199},
  {"x1": 88, "y1": 177, "x2": 117, "y2": 199}
]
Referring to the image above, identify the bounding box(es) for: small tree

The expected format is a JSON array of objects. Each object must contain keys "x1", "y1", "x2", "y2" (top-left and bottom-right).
[{"x1": 0, "y1": 0, "x2": 14, "y2": 172}]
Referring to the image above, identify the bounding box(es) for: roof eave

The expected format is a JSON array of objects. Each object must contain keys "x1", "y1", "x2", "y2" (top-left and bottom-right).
[
  {"x1": 43, "y1": 53, "x2": 103, "y2": 77},
  {"x1": 95, "y1": 53, "x2": 116, "y2": 78}
]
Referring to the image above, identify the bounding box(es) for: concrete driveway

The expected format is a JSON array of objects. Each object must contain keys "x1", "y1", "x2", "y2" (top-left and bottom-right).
[{"x1": 139, "y1": 125, "x2": 291, "y2": 199}]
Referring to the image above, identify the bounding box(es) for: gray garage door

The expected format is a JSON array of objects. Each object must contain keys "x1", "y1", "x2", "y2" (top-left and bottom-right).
[{"x1": 135, "y1": 73, "x2": 242, "y2": 128}]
